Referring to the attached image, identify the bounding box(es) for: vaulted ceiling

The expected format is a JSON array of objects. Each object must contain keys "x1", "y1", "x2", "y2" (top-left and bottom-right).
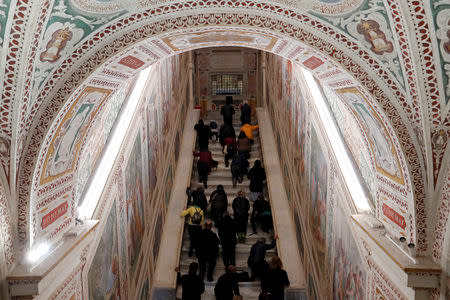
[{"x1": 0, "y1": 0, "x2": 448, "y2": 261}]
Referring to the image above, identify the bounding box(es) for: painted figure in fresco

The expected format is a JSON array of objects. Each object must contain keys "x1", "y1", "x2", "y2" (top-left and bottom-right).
[
  {"x1": 126, "y1": 137, "x2": 145, "y2": 271},
  {"x1": 47, "y1": 105, "x2": 91, "y2": 177},
  {"x1": 40, "y1": 27, "x2": 73, "y2": 62},
  {"x1": 357, "y1": 20, "x2": 393, "y2": 55},
  {"x1": 88, "y1": 205, "x2": 120, "y2": 300},
  {"x1": 344, "y1": 92, "x2": 399, "y2": 177}
]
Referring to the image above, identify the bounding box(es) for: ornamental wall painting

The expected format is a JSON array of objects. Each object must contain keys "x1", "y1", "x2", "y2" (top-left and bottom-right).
[
  {"x1": 336, "y1": 87, "x2": 404, "y2": 185},
  {"x1": 118, "y1": 188, "x2": 129, "y2": 299},
  {"x1": 139, "y1": 275, "x2": 150, "y2": 300},
  {"x1": 125, "y1": 132, "x2": 145, "y2": 279},
  {"x1": 309, "y1": 125, "x2": 328, "y2": 282},
  {"x1": 152, "y1": 209, "x2": 164, "y2": 267},
  {"x1": 147, "y1": 100, "x2": 158, "y2": 191},
  {"x1": 40, "y1": 86, "x2": 112, "y2": 185},
  {"x1": 88, "y1": 200, "x2": 120, "y2": 299},
  {"x1": 332, "y1": 201, "x2": 366, "y2": 300},
  {"x1": 162, "y1": 29, "x2": 278, "y2": 52}
]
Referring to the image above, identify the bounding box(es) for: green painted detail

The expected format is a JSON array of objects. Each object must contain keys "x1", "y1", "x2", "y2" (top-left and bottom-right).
[
  {"x1": 48, "y1": 0, "x2": 125, "y2": 41},
  {"x1": 0, "y1": 1, "x2": 12, "y2": 47},
  {"x1": 431, "y1": 0, "x2": 450, "y2": 104},
  {"x1": 310, "y1": 0, "x2": 406, "y2": 89}
]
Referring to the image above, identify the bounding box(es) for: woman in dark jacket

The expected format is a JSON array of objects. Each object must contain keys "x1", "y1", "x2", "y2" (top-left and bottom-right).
[
  {"x1": 232, "y1": 190, "x2": 250, "y2": 242},
  {"x1": 175, "y1": 262, "x2": 205, "y2": 300},
  {"x1": 261, "y1": 256, "x2": 290, "y2": 300},
  {"x1": 247, "y1": 160, "x2": 266, "y2": 202},
  {"x1": 209, "y1": 185, "x2": 228, "y2": 225}
]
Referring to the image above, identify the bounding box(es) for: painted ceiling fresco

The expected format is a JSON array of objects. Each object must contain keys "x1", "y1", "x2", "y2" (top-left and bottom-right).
[{"x1": 0, "y1": 0, "x2": 448, "y2": 269}]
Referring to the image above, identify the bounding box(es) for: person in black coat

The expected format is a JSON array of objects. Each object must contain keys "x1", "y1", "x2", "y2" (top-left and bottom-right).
[
  {"x1": 231, "y1": 153, "x2": 249, "y2": 188},
  {"x1": 218, "y1": 212, "x2": 238, "y2": 267},
  {"x1": 214, "y1": 265, "x2": 240, "y2": 300},
  {"x1": 194, "y1": 119, "x2": 212, "y2": 150},
  {"x1": 247, "y1": 235, "x2": 278, "y2": 280},
  {"x1": 221, "y1": 96, "x2": 235, "y2": 125},
  {"x1": 261, "y1": 256, "x2": 290, "y2": 300},
  {"x1": 247, "y1": 160, "x2": 266, "y2": 202},
  {"x1": 175, "y1": 262, "x2": 205, "y2": 300},
  {"x1": 232, "y1": 190, "x2": 250, "y2": 242},
  {"x1": 198, "y1": 221, "x2": 220, "y2": 281},
  {"x1": 250, "y1": 193, "x2": 273, "y2": 234},
  {"x1": 191, "y1": 186, "x2": 207, "y2": 212},
  {"x1": 240, "y1": 102, "x2": 251, "y2": 125},
  {"x1": 219, "y1": 123, "x2": 236, "y2": 147},
  {"x1": 209, "y1": 185, "x2": 228, "y2": 225}
]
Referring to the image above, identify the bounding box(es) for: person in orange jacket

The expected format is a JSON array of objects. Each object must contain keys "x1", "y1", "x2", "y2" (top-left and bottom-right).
[{"x1": 240, "y1": 123, "x2": 259, "y2": 144}]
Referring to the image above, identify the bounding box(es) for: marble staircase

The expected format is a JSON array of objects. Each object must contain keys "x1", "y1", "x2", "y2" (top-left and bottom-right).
[{"x1": 176, "y1": 109, "x2": 275, "y2": 300}]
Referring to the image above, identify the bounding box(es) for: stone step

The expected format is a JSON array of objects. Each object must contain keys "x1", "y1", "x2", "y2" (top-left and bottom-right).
[
  {"x1": 176, "y1": 281, "x2": 262, "y2": 300},
  {"x1": 182, "y1": 226, "x2": 273, "y2": 244},
  {"x1": 179, "y1": 252, "x2": 275, "y2": 274}
]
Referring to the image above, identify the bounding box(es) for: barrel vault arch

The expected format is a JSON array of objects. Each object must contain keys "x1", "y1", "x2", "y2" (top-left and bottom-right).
[{"x1": 15, "y1": 4, "x2": 426, "y2": 258}]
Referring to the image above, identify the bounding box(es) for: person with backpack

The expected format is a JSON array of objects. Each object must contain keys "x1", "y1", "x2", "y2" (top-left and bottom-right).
[
  {"x1": 180, "y1": 204, "x2": 204, "y2": 257},
  {"x1": 209, "y1": 120, "x2": 219, "y2": 142},
  {"x1": 198, "y1": 221, "x2": 220, "y2": 281},
  {"x1": 247, "y1": 235, "x2": 278, "y2": 281},
  {"x1": 232, "y1": 190, "x2": 250, "y2": 243},
  {"x1": 221, "y1": 96, "x2": 235, "y2": 125},
  {"x1": 240, "y1": 101, "x2": 251, "y2": 125},
  {"x1": 194, "y1": 119, "x2": 212, "y2": 150},
  {"x1": 219, "y1": 123, "x2": 236, "y2": 147},
  {"x1": 209, "y1": 185, "x2": 228, "y2": 226},
  {"x1": 214, "y1": 265, "x2": 240, "y2": 300},
  {"x1": 175, "y1": 262, "x2": 205, "y2": 300},
  {"x1": 250, "y1": 193, "x2": 273, "y2": 234},
  {"x1": 231, "y1": 153, "x2": 249, "y2": 188},
  {"x1": 218, "y1": 211, "x2": 237, "y2": 267},
  {"x1": 240, "y1": 122, "x2": 259, "y2": 145},
  {"x1": 237, "y1": 131, "x2": 251, "y2": 159},
  {"x1": 247, "y1": 160, "x2": 266, "y2": 202},
  {"x1": 223, "y1": 136, "x2": 237, "y2": 168},
  {"x1": 193, "y1": 149, "x2": 218, "y2": 189},
  {"x1": 261, "y1": 256, "x2": 290, "y2": 300}
]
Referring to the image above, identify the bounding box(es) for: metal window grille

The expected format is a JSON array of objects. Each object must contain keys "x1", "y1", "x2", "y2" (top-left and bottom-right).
[{"x1": 211, "y1": 74, "x2": 243, "y2": 95}]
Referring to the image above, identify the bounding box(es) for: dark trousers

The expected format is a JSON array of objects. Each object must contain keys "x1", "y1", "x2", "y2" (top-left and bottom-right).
[
  {"x1": 188, "y1": 224, "x2": 202, "y2": 256},
  {"x1": 235, "y1": 215, "x2": 248, "y2": 235},
  {"x1": 248, "y1": 260, "x2": 269, "y2": 280},
  {"x1": 197, "y1": 162, "x2": 210, "y2": 185},
  {"x1": 222, "y1": 243, "x2": 236, "y2": 267},
  {"x1": 199, "y1": 254, "x2": 217, "y2": 280},
  {"x1": 224, "y1": 153, "x2": 235, "y2": 167},
  {"x1": 250, "y1": 212, "x2": 259, "y2": 233}
]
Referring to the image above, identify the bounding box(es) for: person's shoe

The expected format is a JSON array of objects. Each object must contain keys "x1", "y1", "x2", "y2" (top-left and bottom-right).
[
  {"x1": 207, "y1": 276, "x2": 214, "y2": 282},
  {"x1": 225, "y1": 161, "x2": 229, "y2": 167},
  {"x1": 188, "y1": 250, "x2": 193, "y2": 257},
  {"x1": 250, "y1": 231, "x2": 257, "y2": 236},
  {"x1": 238, "y1": 177, "x2": 243, "y2": 183},
  {"x1": 204, "y1": 182, "x2": 208, "y2": 189}
]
